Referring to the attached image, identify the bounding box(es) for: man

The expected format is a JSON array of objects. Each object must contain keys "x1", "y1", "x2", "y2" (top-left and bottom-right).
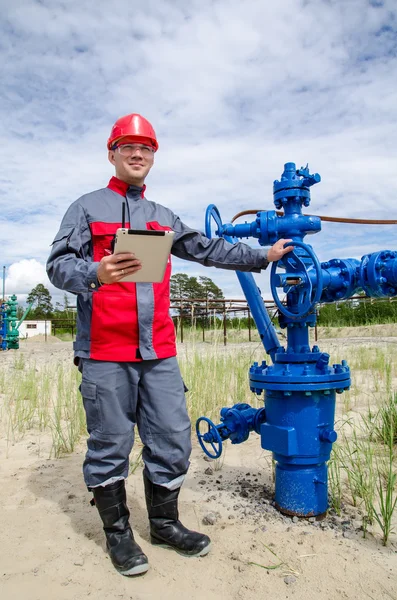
[{"x1": 47, "y1": 113, "x2": 292, "y2": 577}]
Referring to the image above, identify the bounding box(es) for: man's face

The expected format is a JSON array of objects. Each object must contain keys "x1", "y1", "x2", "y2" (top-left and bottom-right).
[{"x1": 108, "y1": 141, "x2": 154, "y2": 186}]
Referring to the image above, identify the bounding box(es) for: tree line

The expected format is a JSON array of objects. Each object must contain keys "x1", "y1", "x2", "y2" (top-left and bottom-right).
[
  {"x1": 317, "y1": 298, "x2": 397, "y2": 327},
  {"x1": 17, "y1": 284, "x2": 76, "y2": 320}
]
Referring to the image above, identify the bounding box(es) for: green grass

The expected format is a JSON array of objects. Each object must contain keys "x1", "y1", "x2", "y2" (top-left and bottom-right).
[
  {"x1": 1, "y1": 361, "x2": 86, "y2": 458},
  {"x1": 363, "y1": 392, "x2": 397, "y2": 448},
  {"x1": 50, "y1": 365, "x2": 86, "y2": 456},
  {"x1": 330, "y1": 414, "x2": 397, "y2": 545},
  {"x1": 1, "y1": 335, "x2": 396, "y2": 545},
  {"x1": 53, "y1": 332, "x2": 75, "y2": 342},
  {"x1": 178, "y1": 341, "x2": 265, "y2": 425},
  {"x1": 326, "y1": 341, "x2": 397, "y2": 545}
]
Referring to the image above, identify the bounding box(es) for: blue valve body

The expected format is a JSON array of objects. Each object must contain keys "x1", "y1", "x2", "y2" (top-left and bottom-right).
[{"x1": 197, "y1": 162, "x2": 397, "y2": 517}]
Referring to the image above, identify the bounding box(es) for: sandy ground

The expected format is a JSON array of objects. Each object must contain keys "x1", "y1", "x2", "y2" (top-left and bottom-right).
[{"x1": 0, "y1": 337, "x2": 396, "y2": 600}]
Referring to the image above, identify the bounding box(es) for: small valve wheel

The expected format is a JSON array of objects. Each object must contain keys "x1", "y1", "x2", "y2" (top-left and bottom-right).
[
  {"x1": 205, "y1": 204, "x2": 223, "y2": 239},
  {"x1": 196, "y1": 416, "x2": 223, "y2": 459}
]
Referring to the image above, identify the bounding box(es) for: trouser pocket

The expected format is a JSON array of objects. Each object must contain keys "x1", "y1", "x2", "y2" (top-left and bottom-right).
[{"x1": 81, "y1": 379, "x2": 101, "y2": 433}]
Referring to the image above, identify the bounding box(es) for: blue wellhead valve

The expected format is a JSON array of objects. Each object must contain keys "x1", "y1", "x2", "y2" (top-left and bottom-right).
[{"x1": 196, "y1": 162, "x2": 397, "y2": 518}]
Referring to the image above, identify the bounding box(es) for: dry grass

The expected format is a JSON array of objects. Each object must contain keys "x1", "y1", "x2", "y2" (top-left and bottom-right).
[{"x1": 0, "y1": 325, "x2": 396, "y2": 544}]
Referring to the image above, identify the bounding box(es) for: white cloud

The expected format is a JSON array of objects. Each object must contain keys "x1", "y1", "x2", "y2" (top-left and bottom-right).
[
  {"x1": 4, "y1": 259, "x2": 49, "y2": 299},
  {"x1": 1, "y1": 0, "x2": 396, "y2": 303},
  {"x1": 3, "y1": 259, "x2": 74, "y2": 307}
]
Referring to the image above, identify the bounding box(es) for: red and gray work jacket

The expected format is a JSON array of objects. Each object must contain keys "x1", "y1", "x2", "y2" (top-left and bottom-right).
[{"x1": 47, "y1": 176, "x2": 269, "y2": 362}]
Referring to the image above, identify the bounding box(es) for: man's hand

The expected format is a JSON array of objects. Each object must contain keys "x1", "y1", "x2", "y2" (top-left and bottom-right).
[
  {"x1": 97, "y1": 252, "x2": 142, "y2": 285},
  {"x1": 267, "y1": 239, "x2": 294, "y2": 262}
]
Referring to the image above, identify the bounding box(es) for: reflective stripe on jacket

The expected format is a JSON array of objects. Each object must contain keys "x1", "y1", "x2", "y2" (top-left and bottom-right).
[{"x1": 46, "y1": 177, "x2": 269, "y2": 362}]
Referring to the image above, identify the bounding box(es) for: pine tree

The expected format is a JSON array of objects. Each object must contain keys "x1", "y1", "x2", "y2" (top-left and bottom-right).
[{"x1": 26, "y1": 284, "x2": 54, "y2": 319}]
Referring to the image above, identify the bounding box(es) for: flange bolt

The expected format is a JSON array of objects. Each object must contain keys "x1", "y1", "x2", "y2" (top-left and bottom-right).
[{"x1": 320, "y1": 430, "x2": 337, "y2": 443}]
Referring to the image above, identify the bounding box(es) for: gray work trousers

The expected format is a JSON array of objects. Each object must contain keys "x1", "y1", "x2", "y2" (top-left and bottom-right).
[{"x1": 79, "y1": 357, "x2": 192, "y2": 489}]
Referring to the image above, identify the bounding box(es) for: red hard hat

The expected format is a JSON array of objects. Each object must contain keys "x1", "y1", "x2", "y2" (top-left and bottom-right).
[{"x1": 107, "y1": 113, "x2": 158, "y2": 151}]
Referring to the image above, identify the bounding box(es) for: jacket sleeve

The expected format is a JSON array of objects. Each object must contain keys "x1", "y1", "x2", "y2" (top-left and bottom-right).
[
  {"x1": 46, "y1": 200, "x2": 99, "y2": 294},
  {"x1": 170, "y1": 214, "x2": 269, "y2": 272}
]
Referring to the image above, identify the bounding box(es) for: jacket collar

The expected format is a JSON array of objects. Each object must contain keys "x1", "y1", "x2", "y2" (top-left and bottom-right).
[{"x1": 107, "y1": 176, "x2": 146, "y2": 198}]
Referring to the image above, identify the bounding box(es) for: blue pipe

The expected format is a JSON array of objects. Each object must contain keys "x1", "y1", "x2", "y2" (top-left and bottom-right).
[{"x1": 236, "y1": 271, "x2": 280, "y2": 361}]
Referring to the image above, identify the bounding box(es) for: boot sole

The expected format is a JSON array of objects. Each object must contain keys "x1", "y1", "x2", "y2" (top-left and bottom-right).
[
  {"x1": 118, "y1": 562, "x2": 149, "y2": 577},
  {"x1": 151, "y1": 540, "x2": 212, "y2": 558}
]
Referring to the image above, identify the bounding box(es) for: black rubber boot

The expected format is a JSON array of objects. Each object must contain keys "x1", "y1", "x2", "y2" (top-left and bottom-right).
[
  {"x1": 92, "y1": 480, "x2": 149, "y2": 576},
  {"x1": 143, "y1": 473, "x2": 211, "y2": 557}
]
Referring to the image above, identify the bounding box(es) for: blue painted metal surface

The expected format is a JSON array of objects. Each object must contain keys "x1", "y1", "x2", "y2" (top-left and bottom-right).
[
  {"x1": 270, "y1": 240, "x2": 323, "y2": 319},
  {"x1": 0, "y1": 303, "x2": 7, "y2": 351},
  {"x1": 196, "y1": 162, "x2": 397, "y2": 518},
  {"x1": 205, "y1": 204, "x2": 281, "y2": 360},
  {"x1": 197, "y1": 404, "x2": 266, "y2": 459}
]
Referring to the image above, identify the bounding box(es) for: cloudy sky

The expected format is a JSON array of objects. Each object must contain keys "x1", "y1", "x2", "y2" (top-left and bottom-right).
[{"x1": 1, "y1": 0, "x2": 397, "y2": 305}]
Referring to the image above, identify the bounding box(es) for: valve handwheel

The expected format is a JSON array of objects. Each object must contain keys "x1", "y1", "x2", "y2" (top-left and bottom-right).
[
  {"x1": 196, "y1": 416, "x2": 223, "y2": 459},
  {"x1": 205, "y1": 204, "x2": 237, "y2": 244},
  {"x1": 270, "y1": 241, "x2": 323, "y2": 319},
  {"x1": 205, "y1": 204, "x2": 224, "y2": 239}
]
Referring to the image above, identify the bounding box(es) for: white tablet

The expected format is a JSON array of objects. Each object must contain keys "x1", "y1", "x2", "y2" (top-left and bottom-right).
[{"x1": 113, "y1": 228, "x2": 175, "y2": 283}]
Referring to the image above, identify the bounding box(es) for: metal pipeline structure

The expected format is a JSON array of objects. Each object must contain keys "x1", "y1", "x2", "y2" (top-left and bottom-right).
[{"x1": 196, "y1": 162, "x2": 397, "y2": 519}]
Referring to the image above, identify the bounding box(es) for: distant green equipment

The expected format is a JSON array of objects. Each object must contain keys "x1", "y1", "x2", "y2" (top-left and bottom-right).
[{"x1": 0, "y1": 294, "x2": 33, "y2": 350}]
